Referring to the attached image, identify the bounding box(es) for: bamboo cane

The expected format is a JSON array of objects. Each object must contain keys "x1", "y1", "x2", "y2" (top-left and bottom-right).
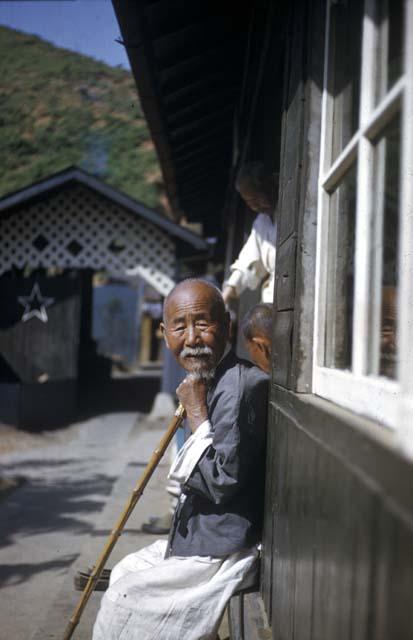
[{"x1": 62, "y1": 403, "x2": 186, "y2": 640}]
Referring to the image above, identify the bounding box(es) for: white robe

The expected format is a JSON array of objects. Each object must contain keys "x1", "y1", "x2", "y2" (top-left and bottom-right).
[
  {"x1": 224, "y1": 213, "x2": 276, "y2": 303},
  {"x1": 92, "y1": 421, "x2": 259, "y2": 640},
  {"x1": 92, "y1": 539, "x2": 258, "y2": 640}
]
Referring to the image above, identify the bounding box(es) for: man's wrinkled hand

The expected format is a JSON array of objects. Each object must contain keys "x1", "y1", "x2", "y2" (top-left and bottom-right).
[{"x1": 176, "y1": 376, "x2": 208, "y2": 432}]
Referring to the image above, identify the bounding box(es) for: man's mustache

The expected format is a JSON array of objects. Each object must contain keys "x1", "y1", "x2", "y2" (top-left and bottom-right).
[{"x1": 180, "y1": 346, "x2": 214, "y2": 359}]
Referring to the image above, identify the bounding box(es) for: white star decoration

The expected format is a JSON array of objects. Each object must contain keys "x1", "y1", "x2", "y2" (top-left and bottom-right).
[{"x1": 18, "y1": 283, "x2": 54, "y2": 323}]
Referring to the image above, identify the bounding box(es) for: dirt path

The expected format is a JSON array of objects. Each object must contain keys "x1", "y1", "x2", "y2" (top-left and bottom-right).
[
  {"x1": 0, "y1": 423, "x2": 63, "y2": 454},
  {"x1": 0, "y1": 412, "x2": 145, "y2": 640},
  {"x1": 0, "y1": 424, "x2": 69, "y2": 499},
  {"x1": 0, "y1": 423, "x2": 77, "y2": 500}
]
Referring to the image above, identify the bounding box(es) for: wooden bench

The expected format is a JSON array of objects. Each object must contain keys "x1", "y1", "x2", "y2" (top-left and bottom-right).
[{"x1": 228, "y1": 587, "x2": 272, "y2": 640}]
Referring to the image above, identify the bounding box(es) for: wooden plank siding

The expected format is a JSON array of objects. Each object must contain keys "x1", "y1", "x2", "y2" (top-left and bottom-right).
[
  {"x1": 231, "y1": 1, "x2": 326, "y2": 634},
  {"x1": 260, "y1": 1, "x2": 327, "y2": 631},
  {"x1": 272, "y1": 0, "x2": 325, "y2": 392},
  {"x1": 231, "y1": 0, "x2": 413, "y2": 638},
  {"x1": 264, "y1": 388, "x2": 413, "y2": 639}
]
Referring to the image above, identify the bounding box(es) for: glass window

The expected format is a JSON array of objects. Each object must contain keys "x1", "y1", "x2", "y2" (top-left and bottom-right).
[
  {"x1": 328, "y1": 0, "x2": 363, "y2": 161},
  {"x1": 375, "y1": 0, "x2": 404, "y2": 103},
  {"x1": 314, "y1": 0, "x2": 410, "y2": 429},
  {"x1": 370, "y1": 115, "x2": 400, "y2": 378},
  {"x1": 324, "y1": 164, "x2": 357, "y2": 370}
]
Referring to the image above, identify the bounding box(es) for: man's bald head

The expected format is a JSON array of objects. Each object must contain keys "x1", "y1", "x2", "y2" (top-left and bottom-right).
[
  {"x1": 161, "y1": 279, "x2": 229, "y2": 375},
  {"x1": 163, "y1": 279, "x2": 226, "y2": 325}
]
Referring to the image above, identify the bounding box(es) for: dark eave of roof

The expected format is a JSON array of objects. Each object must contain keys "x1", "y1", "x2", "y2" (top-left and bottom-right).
[
  {"x1": 0, "y1": 166, "x2": 208, "y2": 252},
  {"x1": 111, "y1": 0, "x2": 252, "y2": 231}
]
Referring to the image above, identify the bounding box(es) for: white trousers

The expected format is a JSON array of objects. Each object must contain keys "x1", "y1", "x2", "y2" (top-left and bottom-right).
[{"x1": 92, "y1": 539, "x2": 258, "y2": 640}]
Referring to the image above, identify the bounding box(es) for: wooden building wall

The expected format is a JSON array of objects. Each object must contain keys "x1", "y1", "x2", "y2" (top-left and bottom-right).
[
  {"x1": 231, "y1": 1, "x2": 413, "y2": 638},
  {"x1": 0, "y1": 270, "x2": 82, "y2": 429}
]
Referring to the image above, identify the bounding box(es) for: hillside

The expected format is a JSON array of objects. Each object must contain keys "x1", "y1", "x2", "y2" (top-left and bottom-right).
[{"x1": 0, "y1": 26, "x2": 166, "y2": 211}]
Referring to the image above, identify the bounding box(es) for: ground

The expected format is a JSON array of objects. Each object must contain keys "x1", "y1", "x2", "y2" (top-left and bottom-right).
[
  {"x1": 0, "y1": 414, "x2": 230, "y2": 640},
  {"x1": 0, "y1": 423, "x2": 73, "y2": 499},
  {"x1": 0, "y1": 422, "x2": 66, "y2": 455},
  {"x1": 0, "y1": 413, "x2": 172, "y2": 639}
]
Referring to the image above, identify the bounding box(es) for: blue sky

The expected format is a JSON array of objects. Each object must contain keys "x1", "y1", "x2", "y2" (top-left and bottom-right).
[{"x1": 0, "y1": 0, "x2": 130, "y2": 68}]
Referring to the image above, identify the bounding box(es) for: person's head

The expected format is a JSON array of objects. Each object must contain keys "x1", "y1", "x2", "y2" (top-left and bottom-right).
[
  {"x1": 235, "y1": 162, "x2": 277, "y2": 214},
  {"x1": 161, "y1": 279, "x2": 230, "y2": 379},
  {"x1": 241, "y1": 304, "x2": 273, "y2": 374}
]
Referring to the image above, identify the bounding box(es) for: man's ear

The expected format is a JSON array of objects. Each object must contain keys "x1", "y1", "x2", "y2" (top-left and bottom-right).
[
  {"x1": 251, "y1": 336, "x2": 266, "y2": 353},
  {"x1": 252, "y1": 336, "x2": 272, "y2": 358},
  {"x1": 160, "y1": 322, "x2": 169, "y2": 348}
]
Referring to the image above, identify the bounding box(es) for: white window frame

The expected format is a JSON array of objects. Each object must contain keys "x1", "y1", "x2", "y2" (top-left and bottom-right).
[{"x1": 313, "y1": 0, "x2": 413, "y2": 437}]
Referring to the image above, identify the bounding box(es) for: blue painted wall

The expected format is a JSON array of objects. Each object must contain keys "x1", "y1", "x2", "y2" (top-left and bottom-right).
[{"x1": 92, "y1": 283, "x2": 139, "y2": 365}]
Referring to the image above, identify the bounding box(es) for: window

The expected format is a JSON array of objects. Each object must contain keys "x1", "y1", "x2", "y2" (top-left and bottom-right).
[{"x1": 314, "y1": 0, "x2": 413, "y2": 432}]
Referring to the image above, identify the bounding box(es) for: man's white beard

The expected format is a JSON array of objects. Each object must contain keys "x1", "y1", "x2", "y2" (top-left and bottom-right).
[
  {"x1": 180, "y1": 346, "x2": 217, "y2": 383},
  {"x1": 185, "y1": 368, "x2": 216, "y2": 383}
]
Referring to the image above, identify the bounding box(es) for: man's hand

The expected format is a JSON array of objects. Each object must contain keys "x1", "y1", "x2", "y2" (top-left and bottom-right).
[
  {"x1": 176, "y1": 376, "x2": 208, "y2": 432},
  {"x1": 222, "y1": 285, "x2": 236, "y2": 305}
]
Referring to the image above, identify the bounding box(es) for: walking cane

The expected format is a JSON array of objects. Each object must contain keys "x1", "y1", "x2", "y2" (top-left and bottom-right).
[{"x1": 62, "y1": 403, "x2": 186, "y2": 640}]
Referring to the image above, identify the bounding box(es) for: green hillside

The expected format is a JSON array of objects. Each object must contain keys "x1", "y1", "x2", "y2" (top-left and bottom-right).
[{"x1": 0, "y1": 26, "x2": 166, "y2": 211}]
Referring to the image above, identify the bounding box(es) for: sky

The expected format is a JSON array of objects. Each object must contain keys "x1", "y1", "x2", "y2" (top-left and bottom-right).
[{"x1": 0, "y1": 0, "x2": 130, "y2": 69}]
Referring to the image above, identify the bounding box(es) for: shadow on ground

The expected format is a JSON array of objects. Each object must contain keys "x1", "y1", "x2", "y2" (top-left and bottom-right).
[
  {"x1": 0, "y1": 375, "x2": 160, "y2": 433},
  {"x1": 0, "y1": 468, "x2": 117, "y2": 551},
  {"x1": 0, "y1": 555, "x2": 78, "y2": 587}
]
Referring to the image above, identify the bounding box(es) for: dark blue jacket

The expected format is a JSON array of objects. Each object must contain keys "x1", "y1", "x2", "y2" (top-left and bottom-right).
[{"x1": 169, "y1": 351, "x2": 268, "y2": 557}]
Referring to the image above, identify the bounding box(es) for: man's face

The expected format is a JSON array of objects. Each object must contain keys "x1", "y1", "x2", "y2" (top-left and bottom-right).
[
  {"x1": 161, "y1": 283, "x2": 229, "y2": 375},
  {"x1": 245, "y1": 337, "x2": 271, "y2": 374},
  {"x1": 238, "y1": 183, "x2": 273, "y2": 214}
]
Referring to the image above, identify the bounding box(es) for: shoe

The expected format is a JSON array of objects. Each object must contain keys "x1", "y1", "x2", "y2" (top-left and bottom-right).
[
  {"x1": 141, "y1": 512, "x2": 173, "y2": 534},
  {"x1": 74, "y1": 568, "x2": 111, "y2": 592}
]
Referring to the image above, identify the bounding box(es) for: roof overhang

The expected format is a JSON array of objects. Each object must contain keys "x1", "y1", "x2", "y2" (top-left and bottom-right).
[{"x1": 112, "y1": 0, "x2": 252, "y2": 233}]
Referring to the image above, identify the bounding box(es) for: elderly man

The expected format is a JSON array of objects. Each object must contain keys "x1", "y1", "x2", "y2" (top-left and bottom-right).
[{"x1": 93, "y1": 279, "x2": 268, "y2": 640}]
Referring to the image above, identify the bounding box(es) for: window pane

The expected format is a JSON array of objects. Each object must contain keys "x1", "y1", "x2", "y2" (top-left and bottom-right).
[
  {"x1": 328, "y1": 0, "x2": 363, "y2": 162},
  {"x1": 370, "y1": 115, "x2": 400, "y2": 378},
  {"x1": 324, "y1": 164, "x2": 357, "y2": 370},
  {"x1": 375, "y1": 0, "x2": 404, "y2": 104}
]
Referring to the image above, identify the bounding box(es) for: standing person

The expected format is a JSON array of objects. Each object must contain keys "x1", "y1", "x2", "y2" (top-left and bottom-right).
[
  {"x1": 222, "y1": 162, "x2": 278, "y2": 304},
  {"x1": 241, "y1": 303, "x2": 273, "y2": 374},
  {"x1": 93, "y1": 279, "x2": 268, "y2": 640}
]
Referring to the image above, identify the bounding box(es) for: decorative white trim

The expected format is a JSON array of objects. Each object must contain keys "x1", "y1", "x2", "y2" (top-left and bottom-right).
[{"x1": 0, "y1": 184, "x2": 176, "y2": 296}]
